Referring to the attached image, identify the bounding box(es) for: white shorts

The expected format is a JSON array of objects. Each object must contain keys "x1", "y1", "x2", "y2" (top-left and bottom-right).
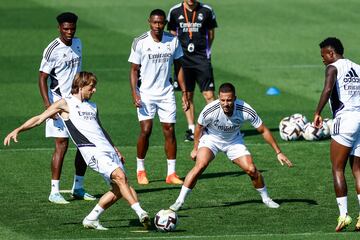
[
  {"x1": 137, "y1": 95, "x2": 176, "y2": 123},
  {"x1": 45, "y1": 93, "x2": 69, "y2": 138},
  {"x1": 331, "y1": 112, "x2": 360, "y2": 151},
  {"x1": 46, "y1": 117, "x2": 69, "y2": 138},
  {"x1": 79, "y1": 147, "x2": 125, "y2": 185},
  {"x1": 198, "y1": 134, "x2": 251, "y2": 161}
]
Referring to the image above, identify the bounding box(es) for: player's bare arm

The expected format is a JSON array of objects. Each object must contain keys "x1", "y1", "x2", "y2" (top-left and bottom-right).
[
  {"x1": 190, "y1": 124, "x2": 204, "y2": 160},
  {"x1": 174, "y1": 59, "x2": 190, "y2": 111},
  {"x1": 256, "y1": 123, "x2": 293, "y2": 167},
  {"x1": 208, "y1": 28, "x2": 215, "y2": 48},
  {"x1": 314, "y1": 65, "x2": 337, "y2": 128},
  {"x1": 129, "y1": 63, "x2": 141, "y2": 107},
  {"x1": 3, "y1": 99, "x2": 69, "y2": 146},
  {"x1": 38, "y1": 71, "x2": 53, "y2": 109}
]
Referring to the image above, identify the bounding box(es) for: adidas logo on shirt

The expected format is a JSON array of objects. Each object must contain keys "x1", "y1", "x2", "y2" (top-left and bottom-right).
[
  {"x1": 178, "y1": 15, "x2": 184, "y2": 20},
  {"x1": 344, "y1": 67, "x2": 360, "y2": 83}
]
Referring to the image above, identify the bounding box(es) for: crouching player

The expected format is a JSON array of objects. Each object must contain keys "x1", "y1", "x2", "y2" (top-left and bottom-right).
[{"x1": 169, "y1": 83, "x2": 293, "y2": 212}]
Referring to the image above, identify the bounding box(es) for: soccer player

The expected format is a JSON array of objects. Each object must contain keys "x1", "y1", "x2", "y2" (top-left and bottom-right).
[
  {"x1": 4, "y1": 72, "x2": 151, "y2": 231},
  {"x1": 313, "y1": 37, "x2": 360, "y2": 232},
  {"x1": 169, "y1": 83, "x2": 293, "y2": 212},
  {"x1": 167, "y1": 0, "x2": 218, "y2": 142},
  {"x1": 38, "y1": 12, "x2": 95, "y2": 204},
  {"x1": 128, "y1": 9, "x2": 189, "y2": 185}
]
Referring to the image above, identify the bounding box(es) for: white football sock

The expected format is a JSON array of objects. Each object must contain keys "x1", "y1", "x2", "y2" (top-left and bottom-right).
[
  {"x1": 167, "y1": 159, "x2": 176, "y2": 176},
  {"x1": 51, "y1": 180, "x2": 60, "y2": 194},
  {"x1": 86, "y1": 204, "x2": 104, "y2": 220},
  {"x1": 137, "y1": 158, "x2": 145, "y2": 172},
  {"x1": 72, "y1": 175, "x2": 84, "y2": 190},
  {"x1": 357, "y1": 194, "x2": 360, "y2": 214},
  {"x1": 131, "y1": 202, "x2": 146, "y2": 217},
  {"x1": 188, "y1": 124, "x2": 195, "y2": 133},
  {"x1": 176, "y1": 185, "x2": 192, "y2": 203},
  {"x1": 336, "y1": 196, "x2": 348, "y2": 217},
  {"x1": 256, "y1": 186, "x2": 270, "y2": 201}
]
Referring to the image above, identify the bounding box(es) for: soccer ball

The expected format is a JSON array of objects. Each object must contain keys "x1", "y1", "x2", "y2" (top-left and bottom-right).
[
  {"x1": 279, "y1": 117, "x2": 301, "y2": 141},
  {"x1": 323, "y1": 118, "x2": 333, "y2": 136},
  {"x1": 289, "y1": 113, "x2": 308, "y2": 131},
  {"x1": 154, "y1": 209, "x2": 178, "y2": 232},
  {"x1": 302, "y1": 122, "x2": 324, "y2": 141}
]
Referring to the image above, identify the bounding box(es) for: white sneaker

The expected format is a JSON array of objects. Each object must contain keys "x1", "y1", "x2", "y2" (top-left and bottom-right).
[
  {"x1": 263, "y1": 198, "x2": 280, "y2": 208},
  {"x1": 169, "y1": 201, "x2": 183, "y2": 212},
  {"x1": 82, "y1": 217, "x2": 108, "y2": 230},
  {"x1": 48, "y1": 193, "x2": 70, "y2": 204},
  {"x1": 139, "y1": 212, "x2": 151, "y2": 229},
  {"x1": 71, "y1": 188, "x2": 96, "y2": 201}
]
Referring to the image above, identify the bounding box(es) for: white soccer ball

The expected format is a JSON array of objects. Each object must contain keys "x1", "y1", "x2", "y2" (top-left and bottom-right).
[
  {"x1": 323, "y1": 118, "x2": 333, "y2": 136},
  {"x1": 279, "y1": 117, "x2": 301, "y2": 141},
  {"x1": 289, "y1": 113, "x2": 308, "y2": 131},
  {"x1": 154, "y1": 209, "x2": 178, "y2": 232},
  {"x1": 303, "y1": 122, "x2": 324, "y2": 141}
]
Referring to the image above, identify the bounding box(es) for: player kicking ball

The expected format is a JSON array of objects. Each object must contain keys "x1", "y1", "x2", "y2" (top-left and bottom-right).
[
  {"x1": 169, "y1": 83, "x2": 293, "y2": 212},
  {"x1": 4, "y1": 72, "x2": 150, "y2": 230}
]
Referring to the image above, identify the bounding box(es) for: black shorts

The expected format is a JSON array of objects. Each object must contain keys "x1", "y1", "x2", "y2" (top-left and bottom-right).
[{"x1": 183, "y1": 64, "x2": 215, "y2": 92}]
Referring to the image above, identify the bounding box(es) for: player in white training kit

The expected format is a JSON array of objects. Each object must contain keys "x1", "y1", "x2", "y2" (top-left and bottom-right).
[
  {"x1": 38, "y1": 12, "x2": 95, "y2": 204},
  {"x1": 169, "y1": 83, "x2": 293, "y2": 212},
  {"x1": 128, "y1": 9, "x2": 189, "y2": 185},
  {"x1": 314, "y1": 37, "x2": 360, "y2": 232},
  {"x1": 4, "y1": 72, "x2": 151, "y2": 230}
]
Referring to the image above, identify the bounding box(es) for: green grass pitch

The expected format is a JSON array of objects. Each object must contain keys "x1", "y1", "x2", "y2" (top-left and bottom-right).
[{"x1": 1, "y1": 0, "x2": 360, "y2": 239}]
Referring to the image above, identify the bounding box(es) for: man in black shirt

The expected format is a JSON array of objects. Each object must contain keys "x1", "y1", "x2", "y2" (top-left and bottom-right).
[{"x1": 167, "y1": 0, "x2": 218, "y2": 141}]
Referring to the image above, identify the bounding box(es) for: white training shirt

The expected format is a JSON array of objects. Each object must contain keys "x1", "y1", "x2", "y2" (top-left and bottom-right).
[
  {"x1": 329, "y1": 59, "x2": 360, "y2": 117},
  {"x1": 198, "y1": 99, "x2": 263, "y2": 141},
  {"x1": 63, "y1": 95, "x2": 114, "y2": 152},
  {"x1": 39, "y1": 37, "x2": 82, "y2": 98},
  {"x1": 128, "y1": 31, "x2": 183, "y2": 99}
]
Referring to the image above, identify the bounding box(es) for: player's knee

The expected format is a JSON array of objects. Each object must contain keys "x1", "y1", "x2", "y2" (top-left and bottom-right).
[
  {"x1": 55, "y1": 139, "x2": 68, "y2": 152},
  {"x1": 245, "y1": 166, "x2": 257, "y2": 178},
  {"x1": 195, "y1": 161, "x2": 209, "y2": 172},
  {"x1": 140, "y1": 127, "x2": 152, "y2": 137},
  {"x1": 112, "y1": 171, "x2": 127, "y2": 187}
]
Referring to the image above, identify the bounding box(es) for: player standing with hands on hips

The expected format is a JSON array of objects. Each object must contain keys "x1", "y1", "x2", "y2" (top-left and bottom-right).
[
  {"x1": 169, "y1": 83, "x2": 292, "y2": 212},
  {"x1": 313, "y1": 37, "x2": 360, "y2": 232},
  {"x1": 167, "y1": 0, "x2": 218, "y2": 142},
  {"x1": 38, "y1": 12, "x2": 95, "y2": 204},
  {"x1": 4, "y1": 72, "x2": 151, "y2": 230},
  {"x1": 128, "y1": 9, "x2": 189, "y2": 185}
]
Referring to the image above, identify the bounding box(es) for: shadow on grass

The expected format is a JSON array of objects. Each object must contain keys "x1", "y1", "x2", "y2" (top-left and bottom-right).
[
  {"x1": 179, "y1": 198, "x2": 318, "y2": 211},
  {"x1": 242, "y1": 127, "x2": 278, "y2": 137},
  {"x1": 131, "y1": 170, "x2": 268, "y2": 194}
]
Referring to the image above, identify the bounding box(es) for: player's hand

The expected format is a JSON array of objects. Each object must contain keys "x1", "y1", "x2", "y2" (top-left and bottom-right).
[
  {"x1": 3, "y1": 129, "x2": 19, "y2": 146},
  {"x1": 182, "y1": 93, "x2": 190, "y2": 112},
  {"x1": 132, "y1": 94, "x2": 142, "y2": 108},
  {"x1": 313, "y1": 114, "x2": 323, "y2": 129},
  {"x1": 277, "y1": 152, "x2": 293, "y2": 167},
  {"x1": 190, "y1": 148, "x2": 197, "y2": 161},
  {"x1": 114, "y1": 146, "x2": 125, "y2": 164}
]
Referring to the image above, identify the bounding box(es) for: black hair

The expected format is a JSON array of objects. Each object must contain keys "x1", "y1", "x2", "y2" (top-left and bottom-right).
[
  {"x1": 149, "y1": 9, "x2": 166, "y2": 18},
  {"x1": 219, "y1": 83, "x2": 236, "y2": 95},
  {"x1": 56, "y1": 12, "x2": 78, "y2": 24},
  {"x1": 319, "y1": 37, "x2": 344, "y2": 55}
]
